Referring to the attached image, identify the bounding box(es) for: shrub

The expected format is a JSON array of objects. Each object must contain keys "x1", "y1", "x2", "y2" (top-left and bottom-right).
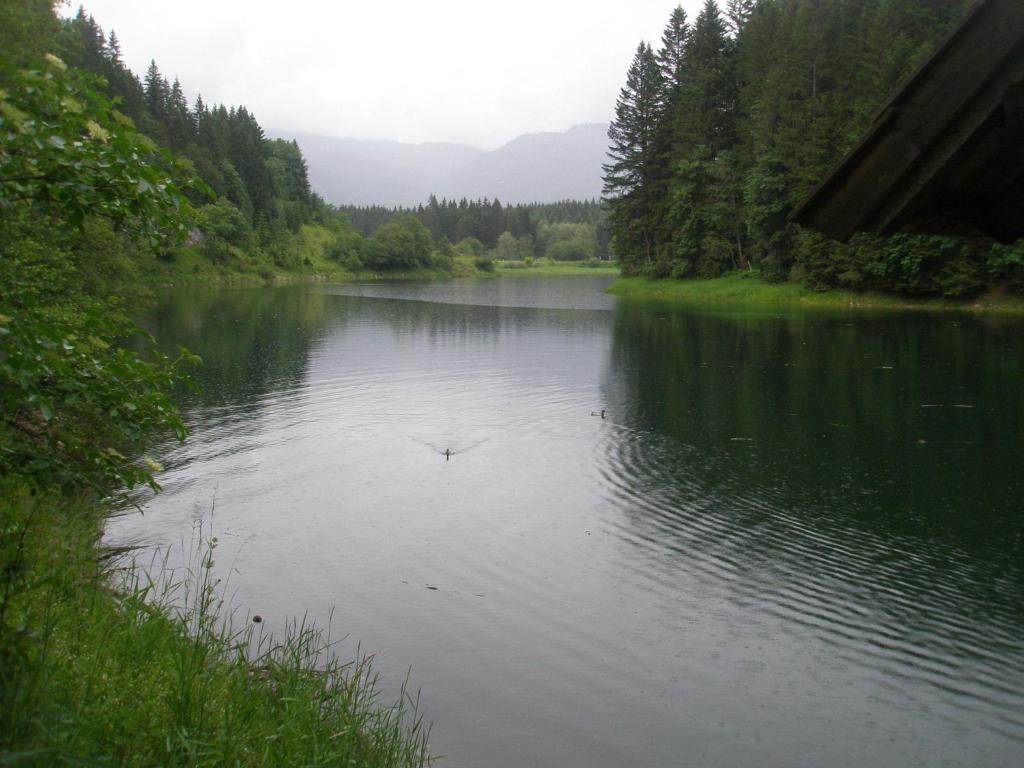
[
  {"x1": 366, "y1": 215, "x2": 432, "y2": 270},
  {"x1": 547, "y1": 239, "x2": 592, "y2": 261},
  {"x1": 454, "y1": 237, "x2": 485, "y2": 257}
]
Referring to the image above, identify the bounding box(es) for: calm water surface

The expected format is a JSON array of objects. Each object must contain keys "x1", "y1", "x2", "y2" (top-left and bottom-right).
[{"x1": 117, "y1": 277, "x2": 1024, "y2": 768}]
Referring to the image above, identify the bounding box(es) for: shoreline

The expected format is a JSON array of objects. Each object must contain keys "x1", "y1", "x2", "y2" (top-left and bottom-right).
[
  {"x1": 142, "y1": 257, "x2": 620, "y2": 290},
  {"x1": 0, "y1": 482, "x2": 432, "y2": 765},
  {"x1": 606, "y1": 273, "x2": 1024, "y2": 314}
]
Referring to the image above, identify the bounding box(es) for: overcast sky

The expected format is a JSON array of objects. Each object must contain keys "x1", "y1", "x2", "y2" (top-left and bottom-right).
[{"x1": 65, "y1": 1, "x2": 705, "y2": 149}]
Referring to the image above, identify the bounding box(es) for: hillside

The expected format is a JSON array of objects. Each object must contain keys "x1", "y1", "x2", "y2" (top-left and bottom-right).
[{"x1": 275, "y1": 124, "x2": 608, "y2": 205}]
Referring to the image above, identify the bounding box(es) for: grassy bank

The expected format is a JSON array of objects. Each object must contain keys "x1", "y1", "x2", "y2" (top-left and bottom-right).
[
  {"x1": 0, "y1": 481, "x2": 431, "y2": 767},
  {"x1": 607, "y1": 273, "x2": 1024, "y2": 313},
  {"x1": 495, "y1": 258, "x2": 619, "y2": 276}
]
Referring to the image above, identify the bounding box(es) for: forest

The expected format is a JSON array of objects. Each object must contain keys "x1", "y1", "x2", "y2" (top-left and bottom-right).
[
  {"x1": 604, "y1": 0, "x2": 1024, "y2": 297},
  {"x1": 1, "y1": 5, "x2": 609, "y2": 286},
  {"x1": 342, "y1": 198, "x2": 612, "y2": 262}
]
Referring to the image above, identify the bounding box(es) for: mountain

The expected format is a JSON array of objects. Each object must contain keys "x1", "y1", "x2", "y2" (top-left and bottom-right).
[{"x1": 271, "y1": 124, "x2": 609, "y2": 206}]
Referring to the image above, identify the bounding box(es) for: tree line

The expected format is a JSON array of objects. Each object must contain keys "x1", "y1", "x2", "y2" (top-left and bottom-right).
[
  {"x1": 21, "y1": 8, "x2": 614, "y2": 274},
  {"x1": 342, "y1": 197, "x2": 612, "y2": 262},
  {"x1": 604, "y1": 0, "x2": 1024, "y2": 297},
  {"x1": 56, "y1": 9, "x2": 320, "y2": 260}
]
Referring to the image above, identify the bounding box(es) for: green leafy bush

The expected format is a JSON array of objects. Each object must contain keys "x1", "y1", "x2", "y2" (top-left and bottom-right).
[
  {"x1": 365, "y1": 214, "x2": 433, "y2": 270},
  {"x1": 0, "y1": 300, "x2": 196, "y2": 495},
  {"x1": 454, "y1": 237, "x2": 485, "y2": 257},
  {"x1": 0, "y1": 56, "x2": 206, "y2": 246},
  {"x1": 1, "y1": 57, "x2": 203, "y2": 496}
]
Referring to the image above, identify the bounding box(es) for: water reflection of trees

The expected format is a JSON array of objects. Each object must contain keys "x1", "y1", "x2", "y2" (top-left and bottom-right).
[
  {"x1": 605, "y1": 304, "x2": 1024, "y2": 542},
  {"x1": 337, "y1": 294, "x2": 614, "y2": 347},
  {"x1": 602, "y1": 304, "x2": 1024, "y2": 703},
  {"x1": 137, "y1": 285, "x2": 333, "y2": 412}
]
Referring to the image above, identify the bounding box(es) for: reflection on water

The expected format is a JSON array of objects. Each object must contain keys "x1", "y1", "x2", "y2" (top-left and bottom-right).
[{"x1": 119, "y1": 279, "x2": 1024, "y2": 768}]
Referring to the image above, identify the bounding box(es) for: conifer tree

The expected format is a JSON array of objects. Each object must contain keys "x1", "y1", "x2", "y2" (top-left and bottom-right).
[
  {"x1": 144, "y1": 60, "x2": 168, "y2": 122},
  {"x1": 726, "y1": 0, "x2": 755, "y2": 36},
  {"x1": 166, "y1": 77, "x2": 193, "y2": 149},
  {"x1": 603, "y1": 42, "x2": 664, "y2": 268},
  {"x1": 656, "y1": 6, "x2": 689, "y2": 91},
  {"x1": 107, "y1": 30, "x2": 121, "y2": 62}
]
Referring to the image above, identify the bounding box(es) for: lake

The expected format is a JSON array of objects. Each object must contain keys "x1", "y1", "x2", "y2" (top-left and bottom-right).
[{"x1": 115, "y1": 276, "x2": 1024, "y2": 768}]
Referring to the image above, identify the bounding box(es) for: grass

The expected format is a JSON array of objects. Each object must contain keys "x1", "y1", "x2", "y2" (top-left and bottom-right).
[
  {"x1": 494, "y1": 258, "x2": 619, "y2": 276},
  {"x1": 607, "y1": 272, "x2": 1024, "y2": 313},
  {"x1": 0, "y1": 481, "x2": 432, "y2": 767}
]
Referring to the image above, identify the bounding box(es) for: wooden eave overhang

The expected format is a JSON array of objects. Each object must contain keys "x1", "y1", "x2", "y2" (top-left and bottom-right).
[{"x1": 790, "y1": 0, "x2": 1024, "y2": 244}]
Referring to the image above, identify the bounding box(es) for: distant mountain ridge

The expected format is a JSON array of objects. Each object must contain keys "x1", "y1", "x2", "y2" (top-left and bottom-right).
[{"x1": 271, "y1": 124, "x2": 609, "y2": 206}]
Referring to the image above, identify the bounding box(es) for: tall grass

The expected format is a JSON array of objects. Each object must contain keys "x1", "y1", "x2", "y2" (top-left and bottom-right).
[{"x1": 0, "y1": 481, "x2": 432, "y2": 767}]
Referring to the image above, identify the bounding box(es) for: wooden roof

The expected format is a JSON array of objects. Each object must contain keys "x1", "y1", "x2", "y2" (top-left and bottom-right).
[{"x1": 791, "y1": 0, "x2": 1024, "y2": 244}]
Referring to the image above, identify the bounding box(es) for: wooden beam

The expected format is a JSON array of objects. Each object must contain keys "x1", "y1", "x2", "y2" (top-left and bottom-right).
[{"x1": 790, "y1": 0, "x2": 1024, "y2": 242}]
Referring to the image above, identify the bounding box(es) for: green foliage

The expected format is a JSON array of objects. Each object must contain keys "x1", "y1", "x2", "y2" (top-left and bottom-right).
[
  {"x1": 343, "y1": 198, "x2": 611, "y2": 260},
  {"x1": 196, "y1": 198, "x2": 252, "y2": 252},
  {"x1": 366, "y1": 214, "x2": 434, "y2": 270},
  {"x1": 603, "y1": 41, "x2": 664, "y2": 263},
  {"x1": 604, "y1": 0, "x2": 1011, "y2": 299},
  {"x1": 326, "y1": 217, "x2": 367, "y2": 271},
  {"x1": 454, "y1": 236, "x2": 485, "y2": 257},
  {"x1": 492, "y1": 231, "x2": 521, "y2": 261},
  {"x1": 536, "y1": 220, "x2": 598, "y2": 260},
  {"x1": 473, "y1": 256, "x2": 496, "y2": 273},
  {"x1": 547, "y1": 239, "x2": 592, "y2": 262},
  {"x1": 0, "y1": 488, "x2": 431, "y2": 766},
  {"x1": 489, "y1": 231, "x2": 535, "y2": 262},
  {"x1": 0, "y1": 295, "x2": 196, "y2": 495},
  {"x1": 47, "y1": 10, "x2": 328, "y2": 275},
  {"x1": 0, "y1": 57, "x2": 205, "y2": 248},
  {"x1": 0, "y1": 0, "x2": 62, "y2": 71},
  {"x1": 0, "y1": 57, "x2": 203, "y2": 497},
  {"x1": 986, "y1": 241, "x2": 1024, "y2": 290}
]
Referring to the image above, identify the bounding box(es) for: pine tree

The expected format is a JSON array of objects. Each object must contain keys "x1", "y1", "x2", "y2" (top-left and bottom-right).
[
  {"x1": 603, "y1": 42, "x2": 664, "y2": 268},
  {"x1": 656, "y1": 6, "x2": 689, "y2": 91},
  {"x1": 658, "y1": 0, "x2": 741, "y2": 276},
  {"x1": 679, "y1": 0, "x2": 736, "y2": 154},
  {"x1": 726, "y1": 0, "x2": 756, "y2": 36},
  {"x1": 107, "y1": 30, "x2": 121, "y2": 63},
  {"x1": 166, "y1": 77, "x2": 193, "y2": 149},
  {"x1": 144, "y1": 60, "x2": 168, "y2": 120}
]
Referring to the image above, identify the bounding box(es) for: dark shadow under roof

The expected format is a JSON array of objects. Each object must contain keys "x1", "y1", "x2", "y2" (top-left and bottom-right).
[{"x1": 791, "y1": 0, "x2": 1024, "y2": 244}]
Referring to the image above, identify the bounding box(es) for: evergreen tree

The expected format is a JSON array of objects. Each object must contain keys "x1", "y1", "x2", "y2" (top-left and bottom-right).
[
  {"x1": 106, "y1": 30, "x2": 121, "y2": 62},
  {"x1": 602, "y1": 0, "x2": 990, "y2": 292},
  {"x1": 166, "y1": 77, "x2": 193, "y2": 149},
  {"x1": 603, "y1": 42, "x2": 664, "y2": 268},
  {"x1": 656, "y1": 6, "x2": 689, "y2": 90},
  {"x1": 677, "y1": 0, "x2": 736, "y2": 154},
  {"x1": 726, "y1": 0, "x2": 756, "y2": 36},
  {"x1": 143, "y1": 60, "x2": 168, "y2": 129}
]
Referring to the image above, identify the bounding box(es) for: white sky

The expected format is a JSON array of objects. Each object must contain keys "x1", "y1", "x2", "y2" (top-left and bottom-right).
[{"x1": 63, "y1": 1, "x2": 705, "y2": 149}]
